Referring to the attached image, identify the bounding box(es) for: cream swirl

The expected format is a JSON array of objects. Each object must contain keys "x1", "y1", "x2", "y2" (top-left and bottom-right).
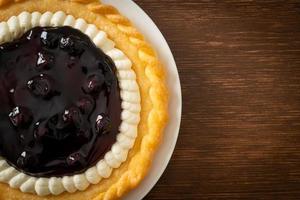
[{"x1": 0, "y1": 11, "x2": 140, "y2": 196}]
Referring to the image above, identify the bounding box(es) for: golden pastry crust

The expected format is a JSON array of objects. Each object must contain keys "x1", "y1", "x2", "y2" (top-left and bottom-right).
[{"x1": 0, "y1": 0, "x2": 168, "y2": 199}]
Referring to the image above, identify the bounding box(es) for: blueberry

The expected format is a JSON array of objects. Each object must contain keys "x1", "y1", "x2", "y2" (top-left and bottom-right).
[
  {"x1": 76, "y1": 97, "x2": 94, "y2": 115},
  {"x1": 95, "y1": 114, "x2": 111, "y2": 135},
  {"x1": 48, "y1": 114, "x2": 59, "y2": 128},
  {"x1": 27, "y1": 74, "x2": 53, "y2": 99},
  {"x1": 16, "y1": 151, "x2": 38, "y2": 168},
  {"x1": 77, "y1": 129, "x2": 91, "y2": 140},
  {"x1": 16, "y1": 151, "x2": 28, "y2": 167},
  {"x1": 45, "y1": 116, "x2": 72, "y2": 141},
  {"x1": 40, "y1": 31, "x2": 58, "y2": 48},
  {"x1": 66, "y1": 152, "x2": 86, "y2": 166},
  {"x1": 63, "y1": 106, "x2": 82, "y2": 128},
  {"x1": 83, "y1": 74, "x2": 105, "y2": 94},
  {"x1": 33, "y1": 123, "x2": 49, "y2": 139},
  {"x1": 36, "y1": 52, "x2": 54, "y2": 70},
  {"x1": 59, "y1": 36, "x2": 84, "y2": 56},
  {"x1": 59, "y1": 37, "x2": 74, "y2": 49},
  {"x1": 46, "y1": 114, "x2": 74, "y2": 141},
  {"x1": 9, "y1": 106, "x2": 33, "y2": 128}
]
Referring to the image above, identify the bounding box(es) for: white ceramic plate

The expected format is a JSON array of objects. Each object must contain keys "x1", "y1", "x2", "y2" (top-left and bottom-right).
[{"x1": 101, "y1": 0, "x2": 182, "y2": 199}]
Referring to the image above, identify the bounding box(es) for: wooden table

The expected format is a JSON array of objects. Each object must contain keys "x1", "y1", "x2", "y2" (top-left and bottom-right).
[{"x1": 137, "y1": 1, "x2": 300, "y2": 199}]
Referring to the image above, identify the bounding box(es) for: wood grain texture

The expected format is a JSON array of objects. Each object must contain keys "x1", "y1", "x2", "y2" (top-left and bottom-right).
[{"x1": 136, "y1": 0, "x2": 300, "y2": 199}]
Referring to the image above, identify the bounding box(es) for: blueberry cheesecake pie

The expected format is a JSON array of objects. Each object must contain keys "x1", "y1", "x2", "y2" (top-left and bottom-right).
[{"x1": 0, "y1": 0, "x2": 168, "y2": 199}]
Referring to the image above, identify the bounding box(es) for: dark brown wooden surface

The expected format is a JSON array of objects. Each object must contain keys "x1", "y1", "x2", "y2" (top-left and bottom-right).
[{"x1": 136, "y1": 1, "x2": 300, "y2": 199}]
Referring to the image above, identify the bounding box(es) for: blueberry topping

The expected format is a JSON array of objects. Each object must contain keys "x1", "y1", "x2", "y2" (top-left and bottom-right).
[
  {"x1": 46, "y1": 114, "x2": 75, "y2": 141},
  {"x1": 9, "y1": 88, "x2": 15, "y2": 94},
  {"x1": 67, "y1": 62, "x2": 76, "y2": 69},
  {"x1": 27, "y1": 74, "x2": 53, "y2": 98},
  {"x1": 81, "y1": 66, "x2": 88, "y2": 74},
  {"x1": 40, "y1": 31, "x2": 59, "y2": 48},
  {"x1": 16, "y1": 151, "x2": 38, "y2": 168},
  {"x1": 77, "y1": 129, "x2": 91, "y2": 140},
  {"x1": 59, "y1": 36, "x2": 74, "y2": 50},
  {"x1": 83, "y1": 74, "x2": 105, "y2": 94},
  {"x1": 33, "y1": 123, "x2": 49, "y2": 139},
  {"x1": 95, "y1": 114, "x2": 111, "y2": 135},
  {"x1": 16, "y1": 151, "x2": 29, "y2": 167},
  {"x1": 76, "y1": 97, "x2": 94, "y2": 115},
  {"x1": 66, "y1": 152, "x2": 86, "y2": 167},
  {"x1": 59, "y1": 36, "x2": 84, "y2": 56},
  {"x1": 9, "y1": 106, "x2": 33, "y2": 128},
  {"x1": 36, "y1": 51, "x2": 54, "y2": 70},
  {"x1": 63, "y1": 106, "x2": 83, "y2": 128},
  {"x1": 0, "y1": 26, "x2": 121, "y2": 177}
]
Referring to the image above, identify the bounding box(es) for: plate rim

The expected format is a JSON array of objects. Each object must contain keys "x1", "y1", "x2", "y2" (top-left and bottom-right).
[{"x1": 101, "y1": 0, "x2": 182, "y2": 199}]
